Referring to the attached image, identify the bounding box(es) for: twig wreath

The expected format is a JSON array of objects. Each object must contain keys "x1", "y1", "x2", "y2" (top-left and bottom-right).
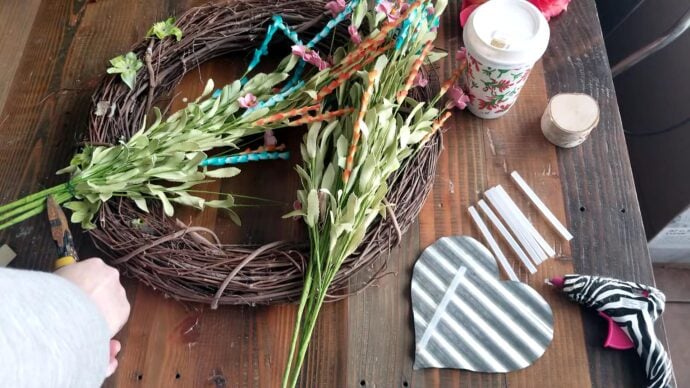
[
  {"x1": 0, "y1": 0, "x2": 461, "y2": 383},
  {"x1": 83, "y1": 0, "x2": 443, "y2": 307}
]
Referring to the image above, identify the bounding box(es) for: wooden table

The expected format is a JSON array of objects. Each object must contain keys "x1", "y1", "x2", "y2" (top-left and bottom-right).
[{"x1": 0, "y1": 1, "x2": 673, "y2": 387}]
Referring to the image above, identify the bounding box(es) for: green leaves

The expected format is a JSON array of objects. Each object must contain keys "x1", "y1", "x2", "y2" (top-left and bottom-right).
[
  {"x1": 305, "y1": 189, "x2": 319, "y2": 227},
  {"x1": 426, "y1": 50, "x2": 448, "y2": 64},
  {"x1": 204, "y1": 167, "x2": 241, "y2": 179},
  {"x1": 147, "y1": 17, "x2": 183, "y2": 41},
  {"x1": 107, "y1": 52, "x2": 143, "y2": 90},
  {"x1": 352, "y1": 0, "x2": 368, "y2": 28}
]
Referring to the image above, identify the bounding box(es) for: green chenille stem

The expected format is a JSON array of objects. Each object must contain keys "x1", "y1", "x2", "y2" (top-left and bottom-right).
[
  {"x1": 0, "y1": 190, "x2": 72, "y2": 230},
  {"x1": 0, "y1": 184, "x2": 69, "y2": 215}
]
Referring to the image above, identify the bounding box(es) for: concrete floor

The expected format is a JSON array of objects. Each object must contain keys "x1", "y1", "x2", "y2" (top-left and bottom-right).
[{"x1": 654, "y1": 264, "x2": 690, "y2": 387}]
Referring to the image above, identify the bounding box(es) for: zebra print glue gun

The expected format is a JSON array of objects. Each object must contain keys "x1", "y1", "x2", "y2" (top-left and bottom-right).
[{"x1": 548, "y1": 274, "x2": 673, "y2": 388}]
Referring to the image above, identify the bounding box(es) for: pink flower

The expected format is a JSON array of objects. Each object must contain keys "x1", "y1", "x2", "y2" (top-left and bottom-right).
[
  {"x1": 413, "y1": 72, "x2": 428, "y2": 88},
  {"x1": 456, "y1": 47, "x2": 467, "y2": 62},
  {"x1": 325, "y1": 0, "x2": 346, "y2": 17},
  {"x1": 446, "y1": 86, "x2": 470, "y2": 110},
  {"x1": 348, "y1": 24, "x2": 362, "y2": 44},
  {"x1": 459, "y1": 0, "x2": 486, "y2": 27},
  {"x1": 460, "y1": 0, "x2": 570, "y2": 26},
  {"x1": 426, "y1": 5, "x2": 436, "y2": 15},
  {"x1": 530, "y1": 0, "x2": 571, "y2": 20},
  {"x1": 292, "y1": 200, "x2": 302, "y2": 220},
  {"x1": 292, "y1": 45, "x2": 330, "y2": 71},
  {"x1": 238, "y1": 93, "x2": 257, "y2": 108},
  {"x1": 264, "y1": 130, "x2": 277, "y2": 147},
  {"x1": 292, "y1": 45, "x2": 307, "y2": 58},
  {"x1": 376, "y1": 0, "x2": 406, "y2": 23}
]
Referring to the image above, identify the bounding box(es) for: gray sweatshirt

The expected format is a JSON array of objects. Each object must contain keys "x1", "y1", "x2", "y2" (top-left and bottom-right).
[{"x1": 0, "y1": 268, "x2": 109, "y2": 388}]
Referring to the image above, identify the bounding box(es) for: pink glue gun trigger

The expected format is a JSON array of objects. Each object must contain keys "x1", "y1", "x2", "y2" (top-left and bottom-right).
[
  {"x1": 598, "y1": 311, "x2": 634, "y2": 350},
  {"x1": 547, "y1": 276, "x2": 634, "y2": 350}
]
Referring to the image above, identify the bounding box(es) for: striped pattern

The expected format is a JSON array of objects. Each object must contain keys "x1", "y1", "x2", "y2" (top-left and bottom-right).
[
  {"x1": 343, "y1": 69, "x2": 378, "y2": 184},
  {"x1": 439, "y1": 60, "x2": 468, "y2": 97},
  {"x1": 253, "y1": 104, "x2": 320, "y2": 126},
  {"x1": 316, "y1": 42, "x2": 393, "y2": 102},
  {"x1": 396, "y1": 41, "x2": 433, "y2": 104},
  {"x1": 412, "y1": 236, "x2": 554, "y2": 372},
  {"x1": 561, "y1": 275, "x2": 674, "y2": 388},
  {"x1": 286, "y1": 107, "x2": 354, "y2": 127}
]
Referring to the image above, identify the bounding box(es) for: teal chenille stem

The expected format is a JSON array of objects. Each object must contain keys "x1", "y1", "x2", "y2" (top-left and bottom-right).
[
  {"x1": 200, "y1": 151, "x2": 290, "y2": 167},
  {"x1": 242, "y1": 15, "x2": 304, "y2": 84},
  {"x1": 242, "y1": 81, "x2": 305, "y2": 115},
  {"x1": 281, "y1": 0, "x2": 359, "y2": 92}
]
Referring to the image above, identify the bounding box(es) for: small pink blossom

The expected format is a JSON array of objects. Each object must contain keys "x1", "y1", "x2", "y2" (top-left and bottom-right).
[
  {"x1": 460, "y1": 0, "x2": 570, "y2": 26},
  {"x1": 292, "y1": 45, "x2": 330, "y2": 71},
  {"x1": 238, "y1": 93, "x2": 257, "y2": 108},
  {"x1": 426, "y1": 5, "x2": 436, "y2": 15},
  {"x1": 456, "y1": 47, "x2": 467, "y2": 62},
  {"x1": 292, "y1": 200, "x2": 302, "y2": 220},
  {"x1": 348, "y1": 24, "x2": 362, "y2": 44},
  {"x1": 292, "y1": 45, "x2": 307, "y2": 58},
  {"x1": 530, "y1": 0, "x2": 571, "y2": 20},
  {"x1": 446, "y1": 86, "x2": 470, "y2": 110},
  {"x1": 413, "y1": 72, "x2": 428, "y2": 88},
  {"x1": 325, "y1": 0, "x2": 346, "y2": 17},
  {"x1": 264, "y1": 130, "x2": 277, "y2": 147},
  {"x1": 376, "y1": 0, "x2": 406, "y2": 23},
  {"x1": 459, "y1": 0, "x2": 484, "y2": 27}
]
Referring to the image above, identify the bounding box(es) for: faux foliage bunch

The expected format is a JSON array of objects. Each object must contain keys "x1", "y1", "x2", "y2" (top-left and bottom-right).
[
  {"x1": 281, "y1": 0, "x2": 458, "y2": 386},
  {"x1": 0, "y1": 3, "x2": 445, "y2": 232}
]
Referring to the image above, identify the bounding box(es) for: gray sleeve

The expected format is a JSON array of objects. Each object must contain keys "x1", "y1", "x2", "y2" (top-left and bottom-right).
[{"x1": 0, "y1": 267, "x2": 110, "y2": 388}]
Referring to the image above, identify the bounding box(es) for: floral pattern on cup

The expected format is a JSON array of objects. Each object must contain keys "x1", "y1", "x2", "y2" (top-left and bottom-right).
[{"x1": 464, "y1": 51, "x2": 532, "y2": 118}]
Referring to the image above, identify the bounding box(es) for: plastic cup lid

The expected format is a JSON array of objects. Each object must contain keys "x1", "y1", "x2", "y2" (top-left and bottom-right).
[{"x1": 464, "y1": 0, "x2": 550, "y2": 67}]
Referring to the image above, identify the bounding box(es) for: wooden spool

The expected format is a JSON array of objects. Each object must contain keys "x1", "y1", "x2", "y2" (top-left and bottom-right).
[{"x1": 541, "y1": 93, "x2": 600, "y2": 148}]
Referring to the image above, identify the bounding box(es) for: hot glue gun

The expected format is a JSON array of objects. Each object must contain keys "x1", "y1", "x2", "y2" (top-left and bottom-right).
[{"x1": 548, "y1": 274, "x2": 673, "y2": 388}]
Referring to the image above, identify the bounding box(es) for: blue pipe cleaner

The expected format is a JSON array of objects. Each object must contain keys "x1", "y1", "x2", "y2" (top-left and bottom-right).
[
  {"x1": 281, "y1": 0, "x2": 360, "y2": 92},
  {"x1": 200, "y1": 151, "x2": 291, "y2": 167},
  {"x1": 242, "y1": 80, "x2": 305, "y2": 117}
]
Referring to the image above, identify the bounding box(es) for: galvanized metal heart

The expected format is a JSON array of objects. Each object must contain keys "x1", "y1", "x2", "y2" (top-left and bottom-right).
[{"x1": 411, "y1": 236, "x2": 554, "y2": 372}]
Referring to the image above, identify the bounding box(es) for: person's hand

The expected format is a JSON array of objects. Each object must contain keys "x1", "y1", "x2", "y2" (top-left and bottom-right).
[{"x1": 55, "y1": 258, "x2": 130, "y2": 376}]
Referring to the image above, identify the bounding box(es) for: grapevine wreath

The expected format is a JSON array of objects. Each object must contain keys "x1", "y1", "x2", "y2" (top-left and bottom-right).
[{"x1": 83, "y1": 0, "x2": 443, "y2": 307}]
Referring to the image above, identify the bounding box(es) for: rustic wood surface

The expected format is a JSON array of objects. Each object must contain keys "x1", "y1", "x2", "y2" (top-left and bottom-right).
[{"x1": 0, "y1": 0, "x2": 673, "y2": 387}]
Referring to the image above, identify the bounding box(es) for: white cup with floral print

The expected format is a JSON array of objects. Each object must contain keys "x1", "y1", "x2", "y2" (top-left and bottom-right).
[{"x1": 462, "y1": 0, "x2": 550, "y2": 119}]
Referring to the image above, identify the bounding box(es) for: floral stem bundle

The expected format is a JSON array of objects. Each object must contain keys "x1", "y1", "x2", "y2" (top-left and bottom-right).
[
  {"x1": 0, "y1": 1, "x2": 434, "y2": 232},
  {"x1": 281, "y1": 0, "x2": 463, "y2": 386}
]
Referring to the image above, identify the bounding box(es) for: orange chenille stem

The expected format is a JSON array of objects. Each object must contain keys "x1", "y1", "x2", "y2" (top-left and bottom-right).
[
  {"x1": 439, "y1": 60, "x2": 468, "y2": 97},
  {"x1": 317, "y1": 42, "x2": 393, "y2": 102},
  {"x1": 433, "y1": 111, "x2": 453, "y2": 131},
  {"x1": 254, "y1": 104, "x2": 321, "y2": 126},
  {"x1": 328, "y1": 0, "x2": 423, "y2": 78},
  {"x1": 342, "y1": 69, "x2": 378, "y2": 184},
  {"x1": 287, "y1": 107, "x2": 354, "y2": 127},
  {"x1": 422, "y1": 111, "x2": 453, "y2": 143},
  {"x1": 396, "y1": 41, "x2": 433, "y2": 104}
]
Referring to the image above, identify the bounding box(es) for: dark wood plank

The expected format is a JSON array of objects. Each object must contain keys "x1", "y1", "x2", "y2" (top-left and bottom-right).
[
  {"x1": 0, "y1": 0, "x2": 42, "y2": 111},
  {"x1": 544, "y1": 1, "x2": 675, "y2": 387},
  {"x1": 346, "y1": 1, "x2": 592, "y2": 386},
  {"x1": 0, "y1": 0, "x2": 94, "y2": 270},
  {"x1": 0, "y1": 0, "x2": 668, "y2": 387}
]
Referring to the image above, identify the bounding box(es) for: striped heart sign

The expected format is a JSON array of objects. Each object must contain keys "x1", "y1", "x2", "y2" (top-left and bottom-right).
[{"x1": 412, "y1": 236, "x2": 554, "y2": 372}]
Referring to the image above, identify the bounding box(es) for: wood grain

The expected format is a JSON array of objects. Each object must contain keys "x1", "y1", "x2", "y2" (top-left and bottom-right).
[
  {"x1": 0, "y1": 0, "x2": 671, "y2": 387},
  {"x1": 0, "y1": 0, "x2": 42, "y2": 111},
  {"x1": 544, "y1": 1, "x2": 674, "y2": 386}
]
